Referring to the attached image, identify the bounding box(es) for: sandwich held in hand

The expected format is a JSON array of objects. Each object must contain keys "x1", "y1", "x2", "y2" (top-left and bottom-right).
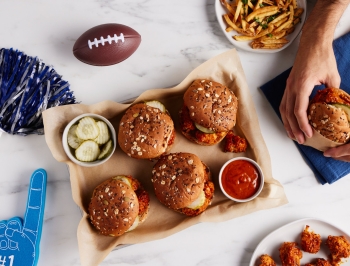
[
  {"x1": 88, "y1": 175, "x2": 150, "y2": 236},
  {"x1": 151, "y1": 152, "x2": 214, "y2": 217},
  {"x1": 305, "y1": 88, "x2": 350, "y2": 151},
  {"x1": 179, "y1": 79, "x2": 238, "y2": 145},
  {"x1": 118, "y1": 101, "x2": 175, "y2": 159}
]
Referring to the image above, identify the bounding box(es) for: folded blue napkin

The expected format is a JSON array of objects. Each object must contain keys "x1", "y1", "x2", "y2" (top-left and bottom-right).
[{"x1": 260, "y1": 32, "x2": 350, "y2": 185}]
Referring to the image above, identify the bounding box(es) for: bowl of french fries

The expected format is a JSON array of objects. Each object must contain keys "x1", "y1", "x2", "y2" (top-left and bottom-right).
[
  {"x1": 62, "y1": 113, "x2": 116, "y2": 167},
  {"x1": 215, "y1": 0, "x2": 306, "y2": 52}
]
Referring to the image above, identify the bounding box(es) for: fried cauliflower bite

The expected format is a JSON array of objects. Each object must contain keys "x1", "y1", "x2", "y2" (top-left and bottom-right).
[
  {"x1": 279, "y1": 242, "x2": 303, "y2": 266},
  {"x1": 326, "y1": 235, "x2": 350, "y2": 263},
  {"x1": 258, "y1": 254, "x2": 276, "y2": 266},
  {"x1": 301, "y1": 225, "x2": 322, "y2": 254},
  {"x1": 223, "y1": 130, "x2": 248, "y2": 153},
  {"x1": 304, "y1": 258, "x2": 332, "y2": 266}
]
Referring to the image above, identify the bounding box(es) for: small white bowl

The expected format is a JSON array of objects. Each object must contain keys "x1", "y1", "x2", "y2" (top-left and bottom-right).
[
  {"x1": 62, "y1": 113, "x2": 116, "y2": 167},
  {"x1": 215, "y1": 0, "x2": 307, "y2": 53},
  {"x1": 219, "y1": 157, "x2": 264, "y2": 202}
]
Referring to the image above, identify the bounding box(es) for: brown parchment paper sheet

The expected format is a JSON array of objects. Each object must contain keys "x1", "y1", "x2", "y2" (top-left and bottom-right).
[
  {"x1": 304, "y1": 128, "x2": 343, "y2": 151},
  {"x1": 43, "y1": 49, "x2": 288, "y2": 266}
]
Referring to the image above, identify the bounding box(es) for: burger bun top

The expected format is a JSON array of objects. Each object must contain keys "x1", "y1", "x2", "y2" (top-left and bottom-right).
[
  {"x1": 152, "y1": 152, "x2": 206, "y2": 209},
  {"x1": 183, "y1": 79, "x2": 238, "y2": 132}
]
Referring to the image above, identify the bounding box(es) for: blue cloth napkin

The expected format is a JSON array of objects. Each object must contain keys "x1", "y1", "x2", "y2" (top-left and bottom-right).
[{"x1": 260, "y1": 32, "x2": 350, "y2": 185}]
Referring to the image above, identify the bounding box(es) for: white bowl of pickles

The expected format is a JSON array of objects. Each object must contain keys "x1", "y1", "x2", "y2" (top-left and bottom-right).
[{"x1": 62, "y1": 113, "x2": 116, "y2": 167}]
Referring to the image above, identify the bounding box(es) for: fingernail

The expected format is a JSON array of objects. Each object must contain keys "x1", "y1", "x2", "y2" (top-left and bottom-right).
[
  {"x1": 323, "y1": 153, "x2": 331, "y2": 157},
  {"x1": 295, "y1": 136, "x2": 302, "y2": 144}
]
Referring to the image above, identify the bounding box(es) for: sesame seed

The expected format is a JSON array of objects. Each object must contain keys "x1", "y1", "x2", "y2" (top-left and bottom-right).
[{"x1": 188, "y1": 159, "x2": 193, "y2": 165}]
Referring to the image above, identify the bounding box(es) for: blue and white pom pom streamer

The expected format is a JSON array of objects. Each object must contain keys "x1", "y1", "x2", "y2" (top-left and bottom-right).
[{"x1": 0, "y1": 48, "x2": 77, "y2": 135}]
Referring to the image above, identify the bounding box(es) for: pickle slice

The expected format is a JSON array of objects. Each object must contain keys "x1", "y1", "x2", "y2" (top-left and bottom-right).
[
  {"x1": 75, "y1": 140, "x2": 100, "y2": 162},
  {"x1": 187, "y1": 191, "x2": 206, "y2": 210},
  {"x1": 97, "y1": 140, "x2": 113, "y2": 160},
  {"x1": 145, "y1": 100, "x2": 166, "y2": 113},
  {"x1": 112, "y1": 176, "x2": 132, "y2": 187},
  {"x1": 67, "y1": 125, "x2": 83, "y2": 149},
  {"x1": 76, "y1": 117, "x2": 100, "y2": 140},
  {"x1": 333, "y1": 104, "x2": 350, "y2": 121},
  {"x1": 94, "y1": 121, "x2": 110, "y2": 145},
  {"x1": 195, "y1": 123, "x2": 215, "y2": 134}
]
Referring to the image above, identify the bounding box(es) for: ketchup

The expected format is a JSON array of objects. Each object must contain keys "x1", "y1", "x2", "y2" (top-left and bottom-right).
[{"x1": 221, "y1": 159, "x2": 260, "y2": 200}]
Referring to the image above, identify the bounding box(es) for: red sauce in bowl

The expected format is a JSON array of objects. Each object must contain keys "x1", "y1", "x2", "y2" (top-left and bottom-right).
[{"x1": 221, "y1": 159, "x2": 260, "y2": 200}]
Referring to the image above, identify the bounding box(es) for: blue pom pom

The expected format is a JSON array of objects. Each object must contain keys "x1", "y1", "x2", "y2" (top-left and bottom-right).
[{"x1": 0, "y1": 48, "x2": 77, "y2": 135}]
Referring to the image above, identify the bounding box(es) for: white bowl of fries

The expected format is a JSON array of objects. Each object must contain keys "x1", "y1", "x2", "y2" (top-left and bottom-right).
[
  {"x1": 62, "y1": 113, "x2": 116, "y2": 167},
  {"x1": 215, "y1": 0, "x2": 307, "y2": 52}
]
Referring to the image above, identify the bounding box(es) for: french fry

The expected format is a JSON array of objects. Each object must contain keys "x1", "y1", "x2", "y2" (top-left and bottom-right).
[
  {"x1": 292, "y1": 0, "x2": 297, "y2": 9},
  {"x1": 246, "y1": 6, "x2": 278, "y2": 22},
  {"x1": 241, "y1": 19, "x2": 248, "y2": 31},
  {"x1": 223, "y1": 14, "x2": 253, "y2": 36},
  {"x1": 222, "y1": 1, "x2": 236, "y2": 16},
  {"x1": 252, "y1": 42, "x2": 284, "y2": 49},
  {"x1": 248, "y1": 0, "x2": 254, "y2": 10},
  {"x1": 225, "y1": 26, "x2": 234, "y2": 32},
  {"x1": 270, "y1": 12, "x2": 290, "y2": 24},
  {"x1": 254, "y1": 0, "x2": 263, "y2": 10},
  {"x1": 263, "y1": 0, "x2": 275, "y2": 5},
  {"x1": 233, "y1": 23, "x2": 274, "y2": 41},
  {"x1": 259, "y1": 30, "x2": 286, "y2": 40},
  {"x1": 274, "y1": 17, "x2": 288, "y2": 27},
  {"x1": 260, "y1": 38, "x2": 289, "y2": 44},
  {"x1": 274, "y1": 5, "x2": 294, "y2": 32},
  {"x1": 294, "y1": 8, "x2": 304, "y2": 18},
  {"x1": 234, "y1": 0, "x2": 243, "y2": 22},
  {"x1": 254, "y1": 10, "x2": 280, "y2": 22}
]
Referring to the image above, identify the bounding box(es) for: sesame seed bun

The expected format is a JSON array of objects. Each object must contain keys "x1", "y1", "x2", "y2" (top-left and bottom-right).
[
  {"x1": 151, "y1": 152, "x2": 214, "y2": 216},
  {"x1": 308, "y1": 88, "x2": 350, "y2": 144},
  {"x1": 118, "y1": 102, "x2": 175, "y2": 159},
  {"x1": 88, "y1": 175, "x2": 149, "y2": 236},
  {"x1": 183, "y1": 79, "x2": 238, "y2": 132},
  {"x1": 180, "y1": 79, "x2": 238, "y2": 146}
]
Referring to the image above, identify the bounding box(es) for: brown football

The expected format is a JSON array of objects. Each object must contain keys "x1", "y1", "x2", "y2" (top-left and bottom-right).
[{"x1": 73, "y1": 23, "x2": 141, "y2": 66}]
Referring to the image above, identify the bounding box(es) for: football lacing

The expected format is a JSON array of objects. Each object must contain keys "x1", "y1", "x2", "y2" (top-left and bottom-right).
[{"x1": 88, "y1": 33, "x2": 125, "y2": 49}]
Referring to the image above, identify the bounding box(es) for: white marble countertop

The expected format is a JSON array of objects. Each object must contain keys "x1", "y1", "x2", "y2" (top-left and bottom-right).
[{"x1": 1, "y1": 0, "x2": 350, "y2": 265}]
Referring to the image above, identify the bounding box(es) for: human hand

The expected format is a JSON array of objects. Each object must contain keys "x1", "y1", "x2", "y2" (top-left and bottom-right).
[
  {"x1": 279, "y1": 38, "x2": 340, "y2": 144},
  {"x1": 324, "y1": 144, "x2": 350, "y2": 162},
  {"x1": 0, "y1": 169, "x2": 47, "y2": 266}
]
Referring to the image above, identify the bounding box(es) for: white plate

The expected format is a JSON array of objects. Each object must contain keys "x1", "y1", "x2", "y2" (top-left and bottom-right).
[
  {"x1": 215, "y1": 0, "x2": 307, "y2": 53},
  {"x1": 249, "y1": 218, "x2": 350, "y2": 266}
]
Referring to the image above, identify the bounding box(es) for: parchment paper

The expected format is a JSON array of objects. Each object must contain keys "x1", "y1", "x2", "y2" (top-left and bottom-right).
[
  {"x1": 43, "y1": 49, "x2": 288, "y2": 266},
  {"x1": 304, "y1": 128, "x2": 344, "y2": 152}
]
